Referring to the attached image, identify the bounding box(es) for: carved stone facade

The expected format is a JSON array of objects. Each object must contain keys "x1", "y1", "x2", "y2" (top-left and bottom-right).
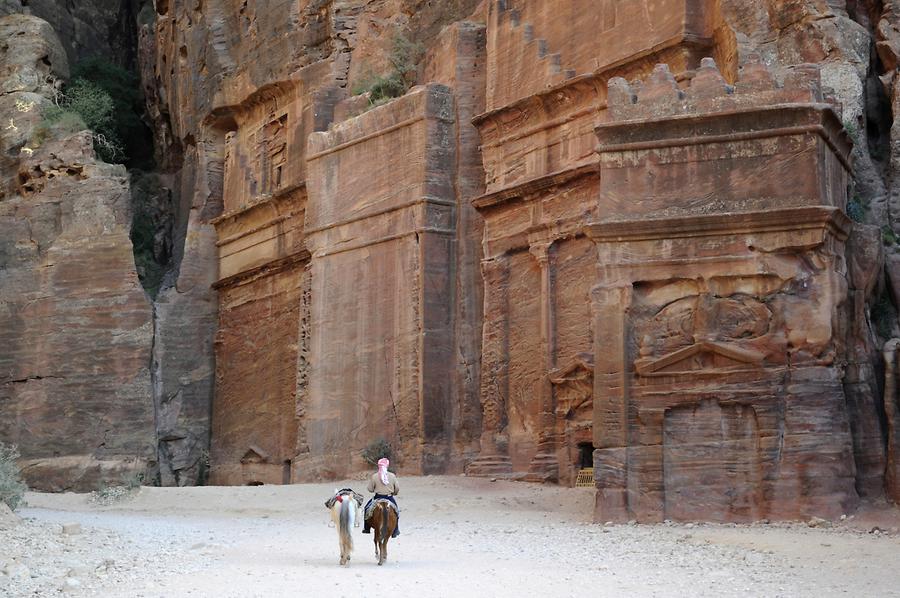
[
  {"x1": 211, "y1": 24, "x2": 486, "y2": 483},
  {"x1": 467, "y1": 0, "x2": 720, "y2": 486},
  {"x1": 209, "y1": 71, "x2": 339, "y2": 485},
  {"x1": 301, "y1": 85, "x2": 461, "y2": 478},
  {"x1": 192, "y1": 0, "x2": 897, "y2": 523},
  {"x1": 587, "y1": 59, "x2": 860, "y2": 521}
]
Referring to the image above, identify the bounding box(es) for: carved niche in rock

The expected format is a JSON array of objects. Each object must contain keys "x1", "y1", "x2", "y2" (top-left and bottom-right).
[
  {"x1": 550, "y1": 353, "x2": 594, "y2": 421},
  {"x1": 550, "y1": 353, "x2": 595, "y2": 484}
]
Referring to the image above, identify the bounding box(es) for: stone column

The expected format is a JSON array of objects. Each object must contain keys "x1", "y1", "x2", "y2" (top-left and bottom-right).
[
  {"x1": 526, "y1": 240, "x2": 560, "y2": 482},
  {"x1": 465, "y1": 255, "x2": 513, "y2": 476},
  {"x1": 592, "y1": 283, "x2": 632, "y2": 522}
]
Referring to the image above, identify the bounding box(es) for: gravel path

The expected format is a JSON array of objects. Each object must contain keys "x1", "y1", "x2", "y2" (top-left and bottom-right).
[{"x1": 2, "y1": 477, "x2": 898, "y2": 597}]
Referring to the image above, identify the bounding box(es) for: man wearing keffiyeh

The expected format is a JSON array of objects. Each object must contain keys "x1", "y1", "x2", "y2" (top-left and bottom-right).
[{"x1": 362, "y1": 457, "x2": 400, "y2": 537}]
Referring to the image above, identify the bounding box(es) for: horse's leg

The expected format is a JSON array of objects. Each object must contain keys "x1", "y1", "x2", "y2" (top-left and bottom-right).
[
  {"x1": 373, "y1": 509, "x2": 381, "y2": 561},
  {"x1": 332, "y1": 504, "x2": 344, "y2": 565},
  {"x1": 382, "y1": 511, "x2": 396, "y2": 563},
  {"x1": 376, "y1": 516, "x2": 385, "y2": 565},
  {"x1": 374, "y1": 508, "x2": 383, "y2": 565}
]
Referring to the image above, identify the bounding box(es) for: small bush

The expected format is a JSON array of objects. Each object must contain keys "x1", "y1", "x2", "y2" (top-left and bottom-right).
[
  {"x1": 0, "y1": 443, "x2": 27, "y2": 511},
  {"x1": 37, "y1": 79, "x2": 125, "y2": 163},
  {"x1": 883, "y1": 225, "x2": 900, "y2": 247},
  {"x1": 61, "y1": 79, "x2": 124, "y2": 163},
  {"x1": 89, "y1": 472, "x2": 143, "y2": 506},
  {"x1": 361, "y1": 439, "x2": 394, "y2": 466},
  {"x1": 33, "y1": 58, "x2": 153, "y2": 167},
  {"x1": 846, "y1": 195, "x2": 868, "y2": 223},
  {"x1": 353, "y1": 34, "x2": 424, "y2": 107}
]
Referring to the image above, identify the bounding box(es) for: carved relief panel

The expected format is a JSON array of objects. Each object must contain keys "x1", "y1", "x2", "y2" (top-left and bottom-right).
[{"x1": 630, "y1": 281, "x2": 778, "y2": 379}]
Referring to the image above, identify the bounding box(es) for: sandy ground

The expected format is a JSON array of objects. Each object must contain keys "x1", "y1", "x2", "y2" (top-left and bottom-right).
[{"x1": 2, "y1": 476, "x2": 899, "y2": 598}]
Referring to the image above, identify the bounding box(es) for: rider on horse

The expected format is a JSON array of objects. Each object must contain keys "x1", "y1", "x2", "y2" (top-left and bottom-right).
[{"x1": 362, "y1": 457, "x2": 400, "y2": 537}]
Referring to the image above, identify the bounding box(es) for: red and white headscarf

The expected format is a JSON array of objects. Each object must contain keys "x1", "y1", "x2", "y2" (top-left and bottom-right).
[{"x1": 377, "y1": 458, "x2": 390, "y2": 485}]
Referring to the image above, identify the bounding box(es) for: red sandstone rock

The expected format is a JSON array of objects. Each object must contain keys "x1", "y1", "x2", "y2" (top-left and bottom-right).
[
  {"x1": 0, "y1": 0, "x2": 895, "y2": 524},
  {"x1": 588, "y1": 59, "x2": 859, "y2": 522},
  {"x1": 0, "y1": 131, "x2": 155, "y2": 491},
  {"x1": 0, "y1": 16, "x2": 154, "y2": 491}
]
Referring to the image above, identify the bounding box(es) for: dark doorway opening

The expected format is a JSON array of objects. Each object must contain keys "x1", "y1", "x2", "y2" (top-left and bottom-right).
[
  {"x1": 578, "y1": 442, "x2": 593, "y2": 469},
  {"x1": 282, "y1": 460, "x2": 292, "y2": 485}
]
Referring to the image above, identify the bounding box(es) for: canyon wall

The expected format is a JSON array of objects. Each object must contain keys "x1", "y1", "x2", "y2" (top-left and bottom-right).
[
  {"x1": 0, "y1": 0, "x2": 899, "y2": 519},
  {"x1": 0, "y1": 0, "x2": 143, "y2": 67},
  {"x1": 0, "y1": 15, "x2": 154, "y2": 491}
]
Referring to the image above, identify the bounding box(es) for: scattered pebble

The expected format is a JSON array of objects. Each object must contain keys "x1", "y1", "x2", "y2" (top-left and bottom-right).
[{"x1": 61, "y1": 523, "x2": 82, "y2": 536}]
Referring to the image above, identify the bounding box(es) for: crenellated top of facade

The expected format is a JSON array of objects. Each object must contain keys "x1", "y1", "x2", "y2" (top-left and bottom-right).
[
  {"x1": 607, "y1": 55, "x2": 842, "y2": 124},
  {"x1": 593, "y1": 56, "x2": 854, "y2": 225},
  {"x1": 598, "y1": 56, "x2": 853, "y2": 175}
]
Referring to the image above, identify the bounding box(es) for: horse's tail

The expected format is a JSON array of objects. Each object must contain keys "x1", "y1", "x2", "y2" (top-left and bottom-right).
[
  {"x1": 339, "y1": 497, "x2": 353, "y2": 551},
  {"x1": 380, "y1": 502, "x2": 390, "y2": 540}
]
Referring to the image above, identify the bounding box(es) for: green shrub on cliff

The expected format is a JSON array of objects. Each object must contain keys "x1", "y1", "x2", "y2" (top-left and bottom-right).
[
  {"x1": 0, "y1": 443, "x2": 26, "y2": 511},
  {"x1": 353, "y1": 35, "x2": 424, "y2": 107},
  {"x1": 33, "y1": 58, "x2": 151, "y2": 166},
  {"x1": 36, "y1": 78, "x2": 125, "y2": 163},
  {"x1": 71, "y1": 57, "x2": 150, "y2": 166}
]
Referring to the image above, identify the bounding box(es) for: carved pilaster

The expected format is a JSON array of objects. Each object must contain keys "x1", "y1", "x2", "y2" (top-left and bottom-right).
[
  {"x1": 294, "y1": 263, "x2": 312, "y2": 460},
  {"x1": 592, "y1": 284, "x2": 632, "y2": 449},
  {"x1": 480, "y1": 255, "x2": 510, "y2": 450},
  {"x1": 526, "y1": 240, "x2": 560, "y2": 482},
  {"x1": 591, "y1": 283, "x2": 632, "y2": 521},
  {"x1": 466, "y1": 255, "x2": 513, "y2": 476}
]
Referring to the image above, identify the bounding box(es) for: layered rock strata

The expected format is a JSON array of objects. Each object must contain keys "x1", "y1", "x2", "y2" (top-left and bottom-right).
[
  {"x1": 0, "y1": 0, "x2": 897, "y2": 523},
  {"x1": 146, "y1": 0, "x2": 900, "y2": 517},
  {"x1": 0, "y1": 16, "x2": 153, "y2": 491}
]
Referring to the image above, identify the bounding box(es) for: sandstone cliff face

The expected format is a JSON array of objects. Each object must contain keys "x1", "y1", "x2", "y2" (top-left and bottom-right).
[
  {"x1": 141, "y1": 0, "x2": 486, "y2": 484},
  {"x1": 0, "y1": 0, "x2": 899, "y2": 521},
  {"x1": 0, "y1": 15, "x2": 154, "y2": 491},
  {"x1": 0, "y1": 0, "x2": 142, "y2": 67},
  {"x1": 133, "y1": 0, "x2": 900, "y2": 513}
]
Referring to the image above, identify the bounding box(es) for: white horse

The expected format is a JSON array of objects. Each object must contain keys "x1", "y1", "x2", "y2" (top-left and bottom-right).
[{"x1": 328, "y1": 490, "x2": 362, "y2": 566}]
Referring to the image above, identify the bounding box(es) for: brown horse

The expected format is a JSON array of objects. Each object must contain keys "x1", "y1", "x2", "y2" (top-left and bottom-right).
[{"x1": 370, "y1": 500, "x2": 398, "y2": 566}]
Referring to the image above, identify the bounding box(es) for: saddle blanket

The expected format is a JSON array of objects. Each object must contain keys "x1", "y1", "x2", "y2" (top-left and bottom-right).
[
  {"x1": 365, "y1": 498, "x2": 399, "y2": 520},
  {"x1": 324, "y1": 488, "x2": 364, "y2": 509}
]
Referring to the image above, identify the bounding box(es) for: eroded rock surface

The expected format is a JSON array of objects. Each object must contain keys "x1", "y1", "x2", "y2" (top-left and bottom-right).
[
  {"x1": 0, "y1": 15, "x2": 153, "y2": 491},
  {"x1": 0, "y1": 0, "x2": 143, "y2": 66},
  {"x1": 0, "y1": 0, "x2": 898, "y2": 523}
]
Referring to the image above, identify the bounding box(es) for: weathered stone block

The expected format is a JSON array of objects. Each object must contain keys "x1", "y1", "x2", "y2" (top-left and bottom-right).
[{"x1": 302, "y1": 84, "x2": 461, "y2": 478}]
